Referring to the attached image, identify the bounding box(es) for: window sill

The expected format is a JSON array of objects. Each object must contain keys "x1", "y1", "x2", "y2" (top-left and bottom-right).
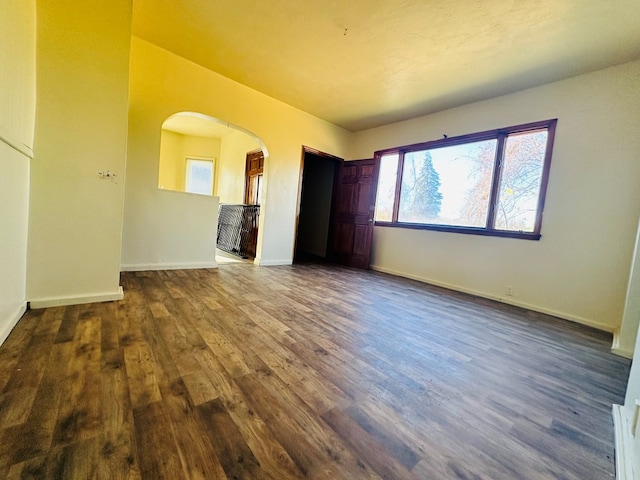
[{"x1": 374, "y1": 221, "x2": 542, "y2": 240}]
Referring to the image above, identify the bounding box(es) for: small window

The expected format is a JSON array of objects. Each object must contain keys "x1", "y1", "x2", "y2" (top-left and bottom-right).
[
  {"x1": 374, "y1": 119, "x2": 557, "y2": 240},
  {"x1": 185, "y1": 158, "x2": 214, "y2": 195}
]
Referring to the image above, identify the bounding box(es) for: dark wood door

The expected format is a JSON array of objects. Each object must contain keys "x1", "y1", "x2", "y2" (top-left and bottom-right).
[
  {"x1": 332, "y1": 158, "x2": 380, "y2": 269},
  {"x1": 243, "y1": 149, "x2": 264, "y2": 258},
  {"x1": 244, "y1": 149, "x2": 264, "y2": 205}
]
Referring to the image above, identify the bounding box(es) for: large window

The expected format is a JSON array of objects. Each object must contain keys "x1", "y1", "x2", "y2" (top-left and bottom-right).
[{"x1": 374, "y1": 119, "x2": 557, "y2": 239}]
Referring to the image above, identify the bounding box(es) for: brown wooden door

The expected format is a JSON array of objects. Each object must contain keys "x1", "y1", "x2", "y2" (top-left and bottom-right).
[
  {"x1": 243, "y1": 149, "x2": 264, "y2": 258},
  {"x1": 332, "y1": 158, "x2": 380, "y2": 269},
  {"x1": 244, "y1": 149, "x2": 264, "y2": 205}
]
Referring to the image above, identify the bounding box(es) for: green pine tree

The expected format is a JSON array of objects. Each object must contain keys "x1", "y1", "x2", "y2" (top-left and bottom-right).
[{"x1": 413, "y1": 151, "x2": 442, "y2": 219}]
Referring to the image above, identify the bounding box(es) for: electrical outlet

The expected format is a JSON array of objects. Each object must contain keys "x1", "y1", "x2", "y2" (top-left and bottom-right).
[{"x1": 506, "y1": 286, "x2": 514, "y2": 296}]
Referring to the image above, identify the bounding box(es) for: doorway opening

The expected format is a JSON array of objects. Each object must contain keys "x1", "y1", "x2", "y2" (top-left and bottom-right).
[
  {"x1": 295, "y1": 147, "x2": 380, "y2": 269},
  {"x1": 294, "y1": 147, "x2": 342, "y2": 263}
]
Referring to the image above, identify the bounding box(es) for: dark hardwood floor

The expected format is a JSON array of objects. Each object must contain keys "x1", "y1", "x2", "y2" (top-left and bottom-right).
[{"x1": 0, "y1": 263, "x2": 631, "y2": 479}]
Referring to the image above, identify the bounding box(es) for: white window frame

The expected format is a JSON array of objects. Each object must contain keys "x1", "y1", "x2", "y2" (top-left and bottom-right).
[{"x1": 185, "y1": 158, "x2": 215, "y2": 195}]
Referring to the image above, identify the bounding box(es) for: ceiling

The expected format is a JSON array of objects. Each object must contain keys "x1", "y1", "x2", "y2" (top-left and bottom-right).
[
  {"x1": 162, "y1": 113, "x2": 236, "y2": 138},
  {"x1": 133, "y1": 0, "x2": 640, "y2": 132}
]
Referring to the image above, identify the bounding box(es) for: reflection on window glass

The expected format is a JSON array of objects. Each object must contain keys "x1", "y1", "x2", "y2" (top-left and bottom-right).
[
  {"x1": 494, "y1": 130, "x2": 548, "y2": 232},
  {"x1": 374, "y1": 154, "x2": 399, "y2": 222},
  {"x1": 398, "y1": 140, "x2": 497, "y2": 228}
]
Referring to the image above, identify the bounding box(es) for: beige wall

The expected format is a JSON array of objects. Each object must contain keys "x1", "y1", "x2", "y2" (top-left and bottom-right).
[
  {"x1": 121, "y1": 37, "x2": 352, "y2": 267},
  {"x1": 217, "y1": 130, "x2": 261, "y2": 204},
  {"x1": 350, "y1": 60, "x2": 640, "y2": 333},
  {"x1": 158, "y1": 130, "x2": 221, "y2": 193},
  {"x1": 158, "y1": 129, "x2": 183, "y2": 191},
  {"x1": 28, "y1": 0, "x2": 131, "y2": 307},
  {"x1": 0, "y1": 0, "x2": 35, "y2": 343}
]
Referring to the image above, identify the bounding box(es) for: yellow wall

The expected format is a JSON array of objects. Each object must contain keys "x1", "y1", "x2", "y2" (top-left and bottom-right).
[
  {"x1": 27, "y1": 0, "x2": 131, "y2": 306},
  {"x1": 122, "y1": 37, "x2": 352, "y2": 267},
  {"x1": 158, "y1": 130, "x2": 221, "y2": 194},
  {"x1": 350, "y1": 60, "x2": 640, "y2": 334},
  {"x1": 217, "y1": 130, "x2": 261, "y2": 204},
  {"x1": 158, "y1": 129, "x2": 183, "y2": 191},
  {"x1": 0, "y1": 0, "x2": 35, "y2": 343},
  {"x1": 0, "y1": 1, "x2": 36, "y2": 157}
]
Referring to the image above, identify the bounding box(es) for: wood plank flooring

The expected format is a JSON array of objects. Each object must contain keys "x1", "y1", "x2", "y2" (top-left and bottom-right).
[{"x1": 0, "y1": 263, "x2": 631, "y2": 479}]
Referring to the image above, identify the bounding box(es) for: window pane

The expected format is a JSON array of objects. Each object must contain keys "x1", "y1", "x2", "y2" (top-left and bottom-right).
[
  {"x1": 374, "y1": 153, "x2": 399, "y2": 222},
  {"x1": 398, "y1": 140, "x2": 497, "y2": 227},
  {"x1": 494, "y1": 130, "x2": 548, "y2": 232},
  {"x1": 185, "y1": 158, "x2": 214, "y2": 195}
]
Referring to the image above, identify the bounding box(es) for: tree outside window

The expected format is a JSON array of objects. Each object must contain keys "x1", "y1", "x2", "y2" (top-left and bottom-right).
[{"x1": 373, "y1": 119, "x2": 556, "y2": 240}]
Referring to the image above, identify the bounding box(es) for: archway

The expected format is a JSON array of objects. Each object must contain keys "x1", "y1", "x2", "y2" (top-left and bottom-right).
[{"x1": 158, "y1": 112, "x2": 268, "y2": 263}]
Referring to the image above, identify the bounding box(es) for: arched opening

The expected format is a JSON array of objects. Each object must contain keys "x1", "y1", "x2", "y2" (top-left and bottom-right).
[{"x1": 158, "y1": 112, "x2": 268, "y2": 263}]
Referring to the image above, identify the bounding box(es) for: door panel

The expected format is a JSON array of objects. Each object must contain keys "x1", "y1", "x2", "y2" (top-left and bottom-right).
[
  {"x1": 336, "y1": 223, "x2": 354, "y2": 254},
  {"x1": 332, "y1": 158, "x2": 380, "y2": 269},
  {"x1": 353, "y1": 225, "x2": 370, "y2": 255}
]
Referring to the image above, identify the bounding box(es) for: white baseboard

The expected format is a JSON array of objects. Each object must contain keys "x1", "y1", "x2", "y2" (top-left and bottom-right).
[
  {"x1": 120, "y1": 261, "x2": 218, "y2": 272},
  {"x1": 613, "y1": 404, "x2": 636, "y2": 480},
  {"x1": 369, "y1": 264, "x2": 614, "y2": 332},
  {"x1": 0, "y1": 301, "x2": 28, "y2": 346},
  {"x1": 254, "y1": 258, "x2": 292, "y2": 266},
  {"x1": 29, "y1": 287, "x2": 124, "y2": 309}
]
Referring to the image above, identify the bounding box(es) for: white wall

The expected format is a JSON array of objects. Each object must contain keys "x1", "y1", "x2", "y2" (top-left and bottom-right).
[
  {"x1": 616, "y1": 213, "x2": 640, "y2": 475},
  {"x1": 28, "y1": 0, "x2": 131, "y2": 307},
  {"x1": 0, "y1": 0, "x2": 35, "y2": 344},
  {"x1": 614, "y1": 327, "x2": 640, "y2": 479},
  {"x1": 0, "y1": 145, "x2": 31, "y2": 343},
  {"x1": 121, "y1": 38, "x2": 352, "y2": 268},
  {"x1": 626, "y1": 346, "x2": 640, "y2": 476},
  {"x1": 350, "y1": 60, "x2": 640, "y2": 333},
  {"x1": 616, "y1": 219, "x2": 640, "y2": 357}
]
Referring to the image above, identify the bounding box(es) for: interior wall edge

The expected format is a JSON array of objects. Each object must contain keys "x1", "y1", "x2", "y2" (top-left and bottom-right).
[
  {"x1": 612, "y1": 404, "x2": 636, "y2": 480},
  {"x1": 0, "y1": 302, "x2": 28, "y2": 348},
  {"x1": 612, "y1": 330, "x2": 635, "y2": 359},
  {"x1": 370, "y1": 264, "x2": 615, "y2": 333},
  {"x1": 0, "y1": 127, "x2": 33, "y2": 159}
]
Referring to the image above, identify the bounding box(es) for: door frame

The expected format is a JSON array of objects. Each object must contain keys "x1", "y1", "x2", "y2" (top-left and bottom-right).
[{"x1": 294, "y1": 146, "x2": 344, "y2": 262}]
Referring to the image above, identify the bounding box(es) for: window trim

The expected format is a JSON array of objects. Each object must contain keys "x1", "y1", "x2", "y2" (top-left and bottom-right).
[
  {"x1": 185, "y1": 157, "x2": 215, "y2": 196},
  {"x1": 374, "y1": 119, "x2": 557, "y2": 240}
]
